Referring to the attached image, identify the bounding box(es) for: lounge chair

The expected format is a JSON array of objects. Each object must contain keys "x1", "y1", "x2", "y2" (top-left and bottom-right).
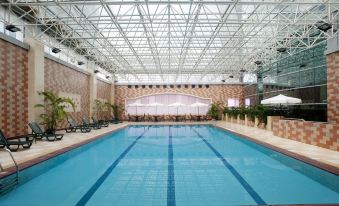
[
  {"x1": 66, "y1": 117, "x2": 91, "y2": 133},
  {"x1": 92, "y1": 117, "x2": 109, "y2": 127},
  {"x1": 0, "y1": 129, "x2": 34, "y2": 152},
  {"x1": 104, "y1": 116, "x2": 115, "y2": 124},
  {"x1": 28, "y1": 122, "x2": 64, "y2": 142},
  {"x1": 82, "y1": 117, "x2": 101, "y2": 129}
]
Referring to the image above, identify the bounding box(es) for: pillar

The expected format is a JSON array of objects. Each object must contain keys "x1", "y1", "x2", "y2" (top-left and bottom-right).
[
  {"x1": 325, "y1": 34, "x2": 339, "y2": 124},
  {"x1": 110, "y1": 81, "x2": 115, "y2": 105},
  {"x1": 26, "y1": 38, "x2": 44, "y2": 123},
  {"x1": 88, "y1": 63, "x2": 97, "y2": 118}
]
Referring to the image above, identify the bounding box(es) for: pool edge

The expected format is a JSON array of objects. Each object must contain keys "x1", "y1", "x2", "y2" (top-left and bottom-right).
[
  {"x1": 213, "y1": 124, "x2": 339, "y2": 176},
  {"x1": 0, "y1": 124, "x2": 129, "y2": 179}
]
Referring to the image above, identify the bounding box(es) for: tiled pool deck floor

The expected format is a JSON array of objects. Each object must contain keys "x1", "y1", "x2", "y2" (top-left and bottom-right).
[{"x1": 0, "y1": 121, "x2": 338, "y2": 177}]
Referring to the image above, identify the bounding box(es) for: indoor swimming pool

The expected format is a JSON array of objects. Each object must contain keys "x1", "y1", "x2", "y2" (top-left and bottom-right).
[{"x1": 0, "y1": 125, "x2": 338, "y2": 206}]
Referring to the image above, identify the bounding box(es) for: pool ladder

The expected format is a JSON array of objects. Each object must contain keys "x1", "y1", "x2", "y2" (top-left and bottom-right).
[{"x1": 0, "y1": 148, "x2": 19, "y2": 194}]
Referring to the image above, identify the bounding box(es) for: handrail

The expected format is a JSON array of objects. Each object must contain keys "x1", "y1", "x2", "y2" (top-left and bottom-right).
[{"x1": 4, "y1": 148, "x2": 19, "y2": 183}]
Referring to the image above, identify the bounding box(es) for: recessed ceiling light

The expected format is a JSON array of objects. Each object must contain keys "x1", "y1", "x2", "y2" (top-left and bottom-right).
[
  {"x1": 52, "y1": 47, "x2": 61, "y2": 53},
  {"x1": 5, "y1": 25, "x2": 21, "y2": 32},
  {"x1": 316, "y1": 21, "x2": 332, "y2": 32},
  {"x1": 300, "y1": 63, "x2": 307, "y2": 68},
  {"x1": 277, "y1": 48, "x2": 286, "y2": 52}
]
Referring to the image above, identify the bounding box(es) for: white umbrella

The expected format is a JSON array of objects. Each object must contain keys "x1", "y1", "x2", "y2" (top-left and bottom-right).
[
  {"x1": 147, "y1": 102, "x2": 164, "y2": 115},
  {"x1": 190, "y1": 102, "x2": 209, "y2": 115},
  {"x1": 168, "y1": 102, "x2": 186, "y2": 115},
  {"x1": 261, "y1": 94, "x2": 302, "y2": 105},
  {"x1": 128, "y1": 102, "x2": 145, "y2": 115}
]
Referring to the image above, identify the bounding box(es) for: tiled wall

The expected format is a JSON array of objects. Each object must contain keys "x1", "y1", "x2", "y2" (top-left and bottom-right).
[
  {"x1": 272, "y1": 120, "x2": 339, "y2": 151},
  {"x1": 327, "y1": 51, "x2": 339, "y2": 124},
  {"x1": 0, "y1": 39, "x2": 28, "y2": 137},
  {"x1": 97, "y1": 80, "x2": 112, "y2": 118},
  {"x1": 44, "y1": 58, "x2": 90, "y2": 128},
  {"x1": 115, "y1": 84, "x2": 244, "y2": 108}
]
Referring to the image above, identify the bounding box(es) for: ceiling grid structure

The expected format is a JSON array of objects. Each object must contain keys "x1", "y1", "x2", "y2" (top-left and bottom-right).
[{"x1": 0, "y1": 0, "x2": 338, "y2": 84}]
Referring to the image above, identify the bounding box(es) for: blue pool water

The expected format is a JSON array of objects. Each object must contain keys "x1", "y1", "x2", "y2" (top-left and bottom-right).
[{"x1": 0, "y1": 125, "x2": 338, "y2": 206}]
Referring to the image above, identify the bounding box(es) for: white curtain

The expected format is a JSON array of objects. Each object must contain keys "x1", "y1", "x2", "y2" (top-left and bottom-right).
[{"x1": 126, "y1": 94, "x2": 211, "y2": 115}]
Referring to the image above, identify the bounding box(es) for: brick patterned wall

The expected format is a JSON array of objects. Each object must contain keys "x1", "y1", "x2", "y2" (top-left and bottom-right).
[
  {"x1": 97, "y1": 80, "x2": 112, "y2": 118},
  {"x1": 97, "y1": 80, "x2": 111, "y2": 101},
  {"x1": 327, "y1": 51, "x2": 339, "y2": 124},
  {"x1": 272, "y1": 120, "x2": 339, "y2": 151},
  {"x1": 44, "y1": 58, "x2": 90, "y2": 128},
  {"x1": 115, "y1": 84, "x2": 244, "y2": 108},
  {"x1": 0, "y1": 39, "x2": 28, "y2": 137}
]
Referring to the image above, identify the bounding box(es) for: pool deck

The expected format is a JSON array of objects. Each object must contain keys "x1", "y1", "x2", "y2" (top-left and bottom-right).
[{"x1": 0, "y1": 121, "x2": 338, "y2": 178}]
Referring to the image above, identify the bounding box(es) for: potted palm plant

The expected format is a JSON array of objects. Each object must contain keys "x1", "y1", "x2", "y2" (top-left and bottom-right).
[
  {"x1": 35, "y1": 91, "x2": 75, "y2": 134},
  {"x1": 93, "y1": 99, "x2": 104, "y2": 119},
  {"x1": 111, "y1": 104, "x2": 123, "y2": 123}
]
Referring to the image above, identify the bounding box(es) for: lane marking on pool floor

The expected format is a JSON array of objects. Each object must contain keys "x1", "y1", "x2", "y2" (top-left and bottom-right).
[
  {"x1": 168, "y1": 126, "x2": 176, "y2": 206},
  {"x1": 191, "y1": 127, "x2": 266, "y2": 205},
  {"x1": 75, "y1": 126, "x2": 150, "y2": 206}
]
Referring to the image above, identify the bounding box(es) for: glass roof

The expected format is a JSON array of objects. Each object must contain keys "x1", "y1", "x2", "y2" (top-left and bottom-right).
[{"x1": 1, "y1": 0, "x2": 338, "y2": 83}]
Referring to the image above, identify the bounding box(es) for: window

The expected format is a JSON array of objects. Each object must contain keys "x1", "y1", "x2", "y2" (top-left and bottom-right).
[
  {"x1": 198, "y1": 85, "x2": 202, "y2": 88},
  {"x1": 142, "y1": 85, "x2": 146, "y2": 88},
  {"x1": 149, "y1": 85, "x2": 153, "y2": 88},
  {"x1": 177, "y1": 85, "x2": 181, "y2": 88},
  {"x1": 184, "y1": 85, "x2": 189, "y2": 88},
  {"x1": 192, "y1": 85, "x2": 196, "y2": 88},
  {"x1": 127, "y1": 85, "x2": 132, "y2": 88},
  {"x1": 206, "y1": 85, "x2": 209, "y2": 88},
  {"x1": 170, "y1": 85, "x2": 174, "y2": 88},
  {"x1": 135, "y1": 85, "x2": 138, "y2": 89},
  {"x1": 228, "y1": 98, "x2": 240, "y2": 107},
  {"x1": 163, "y1": 85, "x2": 167, "y2": 88},
  {"x1": 156, "y1": 85, "x2": 160, "y2": 88},
  {"x1": 245, "y1": 98, "x2": 251, "y2": 107}
]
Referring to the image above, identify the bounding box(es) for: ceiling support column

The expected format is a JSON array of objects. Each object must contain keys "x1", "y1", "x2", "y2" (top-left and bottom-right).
[
  {"x1": 25, "y1": 38, "x2": 44, "y2": 124},
  {"x1": 89, "y1": 63, "x2": 97, "y2": 119},
  {"x1": 325, "y1": 34, "x2": 339, "y2": 124}
]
